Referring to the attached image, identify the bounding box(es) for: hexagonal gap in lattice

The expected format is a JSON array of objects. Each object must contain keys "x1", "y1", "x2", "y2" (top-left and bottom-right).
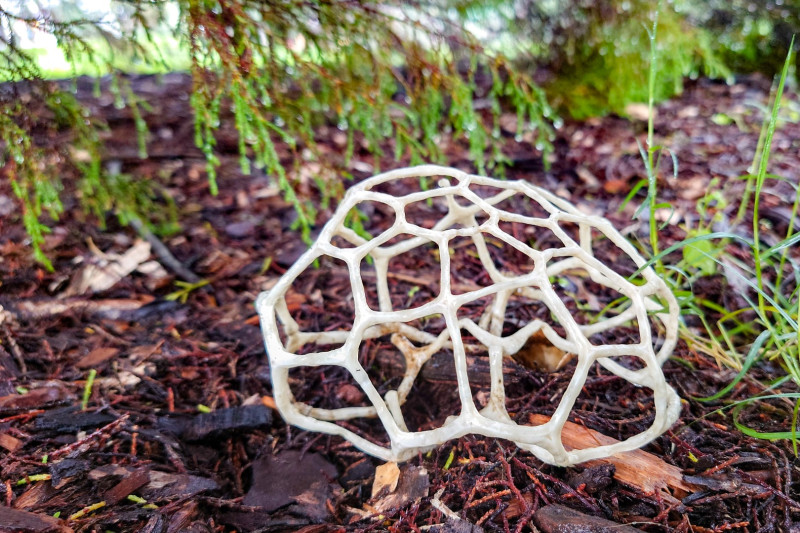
[
  {"x1": 287, "y1": 364, "x2": 392, "y2": 449},
  {"x1": 401, "y1": 345, "x2": 466, "y2": 433},
  {"x1": 343, "y1": 199, "x2": 396, "y2": 240},
  {"x1": 490, "y1": 190, "x2": 554, "y2": 221},
  {"x1": 448, "y1": 235, "x2": 495, "y2": 295},
  {"x1": 281, "y1": 255, "x2": 356, "y2": 353},
  {"x1": 359, "y1": 235, "x2": 440, "y2": 312},
  {"x1": 552, "y1": 220, "x2": 583, "y2": 249},
  {"x1": 331, "y1": 233, "x2": 358, "y2": 249},
  {"x1": 355, "y1": 322, "x2": 462, "y2": 433},
  {"x1": 549, "y1": 265, "x2": 642, "y2": 345},
  {"x1": 566, "y1": 359, "x2": 658, "y2": 444},
  {"x1": 358, "y1": 335, "x2": 407, "y2": 399},
  {"x1": 404, "y1": 198, "x2": 450, "y2": 230},
  {"x1": 288, "y1": 364, "x2": 372, "y2": 411},
  {"x1": 502, "y1": 290, "x2": 561, "y2": 337},
  {"x1": 589, "y1": 226, "x2": 648, "y2": 287},
  {"x1": 504, "y1": 362, "x2": 567, "y2": 427},
  {"x1": 527, "y1": 221, "x2": 573, "y2": 251},
  {"x1": 517, "y1": 184, "x2": 569, "y2": 218},
  {"x1": 483, "y1": 228, "x2": 538, "y2": 277}
]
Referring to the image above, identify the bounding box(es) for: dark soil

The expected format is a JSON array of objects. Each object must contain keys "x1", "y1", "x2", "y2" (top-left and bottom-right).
[{"x1": 0, "y1": 73, "x2": 799, "y2": 532}]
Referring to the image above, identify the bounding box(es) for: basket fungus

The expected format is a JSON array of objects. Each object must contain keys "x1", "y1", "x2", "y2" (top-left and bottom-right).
[{"x1": 256, "y1": 165, "x2": 680, "y2": 466}]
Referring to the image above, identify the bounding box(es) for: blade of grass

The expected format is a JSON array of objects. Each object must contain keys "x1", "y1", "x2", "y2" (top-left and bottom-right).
[
  {"x1": 696, "y1": 330, "x2": 771, "y2": 402},
  {"x1": 752, "y1": 36, "x2": 795, "y2": 320}
]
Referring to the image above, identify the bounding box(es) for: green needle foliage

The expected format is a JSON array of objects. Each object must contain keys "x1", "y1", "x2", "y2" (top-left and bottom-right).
[
  {"x1": 2, "y1": 0, "x2": 555, "y2": 266},
  {"x1": 2, "y1": 0, "x2": 798, "y2": 268},
  {"x1": 180, "y1": 0, "x2": 554, "y2": 239},
  {"x1": 1, "y1": 2, "x2": 171, "y2": 269}
]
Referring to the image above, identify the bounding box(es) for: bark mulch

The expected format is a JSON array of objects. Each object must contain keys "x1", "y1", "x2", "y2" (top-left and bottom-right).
[{"x1": 0, "y1": 73, "x2": 798, "y2": 532}]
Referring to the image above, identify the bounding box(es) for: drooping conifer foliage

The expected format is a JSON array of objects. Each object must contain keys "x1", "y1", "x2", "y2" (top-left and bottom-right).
[
  {"x1": 2, "y1": 0, "x2": 555, "y2": 265},
  {"x1": 180, "y1": 0, "x2": 554, "y2": 238},
  {"x1": 1, "y1": 1, "x2": 796, "y2": 267}
]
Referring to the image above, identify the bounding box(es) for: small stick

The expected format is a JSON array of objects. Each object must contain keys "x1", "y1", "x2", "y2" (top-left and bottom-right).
[{"x1": 128, "y1": 216, "x2": 200, "y2": 283}]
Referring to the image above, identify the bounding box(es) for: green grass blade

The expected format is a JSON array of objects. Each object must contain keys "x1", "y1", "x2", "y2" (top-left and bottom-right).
[{"x1": 696, "y1": 330, "x2": 771, "y2": 402}]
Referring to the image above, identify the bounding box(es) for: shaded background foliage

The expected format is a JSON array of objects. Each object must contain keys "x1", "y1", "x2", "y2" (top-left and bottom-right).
[{"x1": 1, "y1": 0, "x2": 798, "y2": 266}]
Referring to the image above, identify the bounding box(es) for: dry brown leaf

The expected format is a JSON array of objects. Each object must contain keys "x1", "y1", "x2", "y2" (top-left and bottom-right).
[
  {"x1": 529, "y1": 414, "x2": 700, "y2": 501},
  {"x1": 63, "y1": 239, "x2": 151, "y2": 297},
  {"x1": 512, "y1": 331, "x2": 573, "y2": 373},
  {"x1": 76, "y1": 347, "x2": 119, "y2": 369},
  {"x1": 371, "y1": 462, "x2": 400, "y2": 499}
]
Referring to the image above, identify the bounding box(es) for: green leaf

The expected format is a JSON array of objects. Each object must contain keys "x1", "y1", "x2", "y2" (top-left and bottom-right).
[
  {"x1": 711, "y1": 113, "x2": 734, "y2": 126},
  {"x1": 682, "y1": 229, "x2": 718, "y2": 275}
]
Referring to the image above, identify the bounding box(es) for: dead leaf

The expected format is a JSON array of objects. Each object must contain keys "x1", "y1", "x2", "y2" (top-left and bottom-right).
[
  {"x1": 373, "y1": 464, "x2": 429, "y2": 514},
  {"x1": 529, "y1": 414, "x2": 700, "y2": 501},
  {"x1": 63, "y1": 239, "x2": 151, "y2": 297},
  {"x1": 512, "y1": 331, "x2": 573, "y2": 372},
  {"x1": 624, "y1": 103, "x2": 652, "y2": 121},
  {"x1": 372, "y1": 461, "x2": 400, "y2": 498},
  {"x1": 76, "y1": 347, "x2": 119, "y2": 369}
]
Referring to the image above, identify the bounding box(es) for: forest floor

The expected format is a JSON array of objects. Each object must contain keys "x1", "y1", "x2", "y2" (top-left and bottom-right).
[{"x1": 0, "y1": 73, "x2": 799, "y2": 533}]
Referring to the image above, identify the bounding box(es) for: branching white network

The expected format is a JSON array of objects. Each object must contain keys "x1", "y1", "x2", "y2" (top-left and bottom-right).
[{"x1": 257, "y1": 165, "x2": 681, "y2": 466}]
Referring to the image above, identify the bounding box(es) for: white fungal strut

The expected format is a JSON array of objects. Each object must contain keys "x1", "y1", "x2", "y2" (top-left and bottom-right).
[{"x1": 256, "y1": 165, "x2": 681, "y2": 466}]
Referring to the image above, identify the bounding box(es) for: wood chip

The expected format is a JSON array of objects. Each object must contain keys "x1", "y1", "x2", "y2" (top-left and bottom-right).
[
  {"x1": 103, "y1": 466, "x2": 151, "y2": 505},
  {"x1": 0, "y1": 505, "x2": 72, "y2": 532},
  {"x1": 14, "y1": 298, "x2": 146, "y2": 320},
  {"x1": 182, "y1": 405, "x2": 272, "y2": 441},
  {"x1": 75, "y1": 347, "x2": 119, "y2": 369},
  {"x1": 534, "y1": 503, "x2": 640, "y2": 533},
  {"x1": 0, "y1": 431, "x2": 22, "y2": 452}
]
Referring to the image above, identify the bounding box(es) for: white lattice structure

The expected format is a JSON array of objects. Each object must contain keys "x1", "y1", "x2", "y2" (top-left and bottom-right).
[{"x1": 256, "y1": 165, "x2": 681, "y2": 466}]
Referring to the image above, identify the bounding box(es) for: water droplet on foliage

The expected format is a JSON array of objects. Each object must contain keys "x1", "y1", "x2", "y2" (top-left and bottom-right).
[
  {"x1": 535, "y1": 142, "x2": 545, "y2": 151},
  {"x1": 514, "y1": 134, "x2": 523, "y2": 142},
  {"x1": 553, "y1": 118, "x2": 564, "y2": 129}
]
